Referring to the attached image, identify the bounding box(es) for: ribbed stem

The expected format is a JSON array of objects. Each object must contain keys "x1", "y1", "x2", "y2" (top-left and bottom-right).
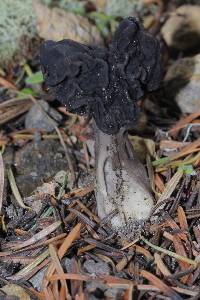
[{"x1": 95, "y1": 124, "x2": 154, "y2": 230}]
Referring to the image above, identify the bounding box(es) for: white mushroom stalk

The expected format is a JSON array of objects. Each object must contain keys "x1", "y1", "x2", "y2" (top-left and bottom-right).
[{"x1": 95, "y1": 125, "x2": 154, "y2": 229}]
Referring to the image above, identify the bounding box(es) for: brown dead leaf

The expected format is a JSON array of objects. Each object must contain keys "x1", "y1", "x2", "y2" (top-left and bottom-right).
[
  {"x1": 159, "y1": 140, "x2": 187, "y2": 150},
  {"x1": 154, "y1": 253, "x2": 171, "y2": 277},
  {"x1": 77, "y1": 244, "x2": 96, "y2": 255},
  {"x1": 116, "y1": 255, "x2": 133, "y2": 272},
  {"x1": 135, "y1": 245, "x2": 154, "y2": 261},
  {"x1": 43, "y1": 223, "x2": 81, "y2": 289},
  {"x1": 49, "y1": 273, "x2": 134, "y2": 286},
  {"x1": 163, "y1": 231, "x2": 174, "y2": 241},
  {"x1": 154, "y1": 173, "x2": 165, "y2": 193},
  {"x1": 169, "y1": 109, "x2": 200, "y2": 138},
  {"x1": 70, "y1": 258, "x2": 83, "y2": 298},
  {"x1": 161, "y1": 217, "x2": 187, "y2": 241},
  {"x1": 44, "y1": 287, "x2": 54, "y2": 300},
  {"x1": 177, "y1": 206, "x2": 188, "y2": 231},
  {"x1": 173, "y1": 235, "x2": 192, "y2": 283},
  {"x1": 171, "y1": 138, "x2": 200, "y2": 161},
  {"x1": 75, "y1": 199, "x2": 99, "y2": 223},
  {"x1": 49, "y1": 244, "x2": 69, "y2": 299},
  {"x1": 63, "y1": 186, "x2": 94, "y2": 200},
  {"x1": 137, "y1": 284, "x2": 198, "y2": 297},
  {"x1": 27, "y1": 287, "x2": 45, "y2": 300},
  {"x1": 0, "y1": 98, "x2": 32, "y2": 125},
  {"x1": 0, "y1": 77, "x2": 16, "y2": 89},
  {"x1": 141, "y1": 270, "x2": 181, "y2": 299}
]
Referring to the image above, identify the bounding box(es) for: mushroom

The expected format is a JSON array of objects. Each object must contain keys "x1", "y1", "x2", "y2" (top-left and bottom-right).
[{"x1": 40, "y1": 17, "x2": 163, "y2": 232}]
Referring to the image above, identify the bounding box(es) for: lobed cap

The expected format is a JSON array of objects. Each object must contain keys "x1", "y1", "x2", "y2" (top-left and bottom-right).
[{"x1": 40, "y1": 17, "x2": 163, "y2": 134}]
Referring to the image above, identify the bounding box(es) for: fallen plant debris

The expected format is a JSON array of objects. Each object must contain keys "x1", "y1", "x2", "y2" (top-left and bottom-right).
[
  {"x1": 0, "y1": 1, "x2": 200, "y2": 299},
  {"x1": 1, "y1": 121, "x2": 200, "y2": 298}
]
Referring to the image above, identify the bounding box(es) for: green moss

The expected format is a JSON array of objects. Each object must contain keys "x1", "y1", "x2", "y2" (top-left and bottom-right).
[
  {"x1": 105, "y1": 0, "x2": 140, "y2": 17},
  {"x1": 0, "y1": 0, "x2": 36, "y2": 66}
]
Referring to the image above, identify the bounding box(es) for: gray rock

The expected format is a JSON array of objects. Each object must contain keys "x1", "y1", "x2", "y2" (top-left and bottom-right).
[
  {"x1": 83, "y1": 259, "x2": 110, "y2": 275},
  {"x1": 86, "y1": 295, "x2": 99, "y2": 300},
  {"x1": 161, "y1": 5, "x2": 200, "y2": 51},
  {"x1": 29, "y1": 267, "x2": 47, "y2": 291},
  {"x1": 78, "y1": 170, "x2": 95, "y2": 188},
  {"x1": 23, "y1": 194, "x2": 45, "y2": 214},
  {"x1": 34, "y1": 2, "x2": 103, "y2": 45},
  {"x1": 63, "y1": 258, "x2": 72, "y2": 273},
  {"x1": 164, "y1": 54, "x2": 200, "y2": 114},
  {"x1": 104, "y1": 288, "x2": 125, "y2": 299},
  {"x1": 86, "y1": 281, "x2": 124, "y2": 300},
  {"x1": 86, "y1": 281, "x2": 107, "y2": 293},
  {"x1": 14, "y1": 139, "x2": 68, "y2": 196},
  {"x1": 25, "y1": 100, "x2": 62, "y2": 132}
]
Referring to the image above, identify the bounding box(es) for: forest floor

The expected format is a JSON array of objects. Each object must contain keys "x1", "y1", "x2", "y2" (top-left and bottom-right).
[{"x1": 0, "y1": 0, "x2": 200, "y2": 299}]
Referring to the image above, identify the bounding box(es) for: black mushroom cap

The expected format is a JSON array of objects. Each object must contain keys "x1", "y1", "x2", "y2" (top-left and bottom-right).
[{"x1": 40, "y1": 17, "x2": 163, "y2": 134}]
